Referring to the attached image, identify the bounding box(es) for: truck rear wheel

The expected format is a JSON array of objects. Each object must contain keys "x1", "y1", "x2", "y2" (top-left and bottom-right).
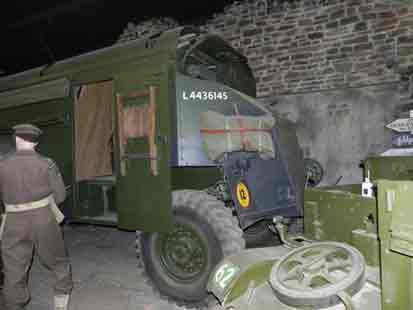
[{"x1": 136, "y1": 190, "x2": 245, "y2": 308}]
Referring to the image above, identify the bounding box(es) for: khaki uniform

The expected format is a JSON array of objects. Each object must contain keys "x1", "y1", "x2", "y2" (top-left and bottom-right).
[{"x1": 0, "y1": 150, "x2": 73, "y2": 310}]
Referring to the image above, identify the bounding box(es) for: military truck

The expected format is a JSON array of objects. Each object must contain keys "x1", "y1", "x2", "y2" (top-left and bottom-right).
[
  {"x1": 207, "y1": 156, "x2": 413, "y2": 310},
  {"x1": 0, "y1": 27, "x2": 304, "y2": 307}
]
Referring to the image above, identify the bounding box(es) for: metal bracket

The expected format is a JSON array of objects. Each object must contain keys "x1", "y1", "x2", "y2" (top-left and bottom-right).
[{"x1": 123, "y1": 153, "x2": 159, "y2": 160}]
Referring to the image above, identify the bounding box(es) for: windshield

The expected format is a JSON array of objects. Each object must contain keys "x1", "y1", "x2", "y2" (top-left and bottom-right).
[{"x1": 178, "y1": 35, "x2": 256, "y2": 97}]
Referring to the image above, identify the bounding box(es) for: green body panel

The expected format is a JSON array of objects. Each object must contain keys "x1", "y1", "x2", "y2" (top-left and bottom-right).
[
  {"x1": 171, "y1": 167, "x2": 221, "y2": 190},
  {"x1": 0, "y1": 30, "x2": 180, "y2": 94},
  {"x1": 351, "y1": 229, "x2": 380, "y2": 267},
  {"x1": 377, "y1": 180, "x2": 413, "y2": 310},
  {"x1": 322, "y1": 183, "x2": 361, "y2": 194},
  {"x1": 304, "y1": 186, "x2": 379, "y2": 266},
  {"x1": 0, "y1": 78, "x2": 70, "y2": 109},
  {"x1": 206, "y1": 246, "x2": 291, "y2": 305},
  {"x1": 224, "y1": 260, "x2": 275, "y2": 304},
  {"x1": 366, "y1": 156, "x2": 413, "y2": 180}
]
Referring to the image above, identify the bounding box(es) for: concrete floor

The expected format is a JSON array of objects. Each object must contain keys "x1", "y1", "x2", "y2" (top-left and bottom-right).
[{"x1": 1, "y1": 225, "x2": 188, "y2": 310}]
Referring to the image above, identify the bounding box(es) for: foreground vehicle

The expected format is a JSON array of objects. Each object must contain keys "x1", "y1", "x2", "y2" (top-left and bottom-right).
[
  {"x1": 208, "y1": 156, "x2": 413, "y2": 309},
  {"x1": 0, "y1": 27, "x2": 304, "y2": 307}
]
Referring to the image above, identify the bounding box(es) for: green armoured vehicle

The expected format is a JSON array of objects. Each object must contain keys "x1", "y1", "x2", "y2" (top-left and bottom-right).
[
  {"x1": 207, "y1": 156, "x2": 413, "y2": 310},
  {"x1": 0, "y1": 27, "x2": 304, "y2": 307}
]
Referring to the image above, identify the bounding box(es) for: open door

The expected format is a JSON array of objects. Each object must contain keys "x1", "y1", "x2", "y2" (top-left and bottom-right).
[{"x1": 115, "y1": 65, "x2": 174, "y2": 232}]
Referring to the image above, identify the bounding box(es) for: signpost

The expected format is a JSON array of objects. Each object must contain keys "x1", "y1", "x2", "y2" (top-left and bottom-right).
[
  {"x1": 386, "y1": 111, "x2": 413, "y2": 134},
  {"x1": 384, "y1": 111, "x2": 413, "y2": 155},
  {"x1": 392, "y1": 133, "x2": 413, "y2": 147}
]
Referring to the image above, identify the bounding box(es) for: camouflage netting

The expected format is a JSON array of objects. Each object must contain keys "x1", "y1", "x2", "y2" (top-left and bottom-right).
[{"x1": 117, "y1": 17, "x2": 180, "y2": 43}]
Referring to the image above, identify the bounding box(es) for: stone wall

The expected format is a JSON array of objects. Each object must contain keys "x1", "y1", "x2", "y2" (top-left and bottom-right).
[
  {"x1": 117, "y1": 18, "x2": 179, "y2": 43},
  {"x1": 270, "y1": 83, "x2": 407, "y2": 185},
  {"x1": 201, "y1": 0, "x2": 413, "y2": 184},
  {"x1": 203, "y1": 0, "x2": 413, "y2": 97}
]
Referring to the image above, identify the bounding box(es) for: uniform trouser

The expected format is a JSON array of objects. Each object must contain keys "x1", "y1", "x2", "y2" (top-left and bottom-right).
[{"x1": 1, "y1": 206, "x2": 73, "y2": 310}]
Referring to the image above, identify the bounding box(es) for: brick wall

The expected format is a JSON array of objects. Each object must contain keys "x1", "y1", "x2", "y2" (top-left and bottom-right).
[
  {"x1": 118, "y1": 18, "x2": 179, "y2": 43},
  {"x1": 202, "y1": 0, "x2": 413, "y2": 97}
]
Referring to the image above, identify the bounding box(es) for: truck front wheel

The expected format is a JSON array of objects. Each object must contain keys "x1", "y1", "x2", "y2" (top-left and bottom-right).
[{"x1": 136, "y1": 190, "x2": 245, "y2": 308}]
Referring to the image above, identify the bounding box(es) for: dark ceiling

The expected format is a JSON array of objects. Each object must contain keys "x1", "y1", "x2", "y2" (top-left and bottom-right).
[{"x1": 0, "y1": 0, "x2": 236, "y2": 75}]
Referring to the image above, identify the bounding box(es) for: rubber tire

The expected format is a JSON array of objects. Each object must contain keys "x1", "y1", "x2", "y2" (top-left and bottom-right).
[
  {"x1": 243, "y1": 220, "x2": 280, "y2": 248},
  {"x1": 136, "y1": 190, "x2": 245, "y2": 309},
  {"x1": 270, "y1": 242, "x2": 365, "y2": 308}
]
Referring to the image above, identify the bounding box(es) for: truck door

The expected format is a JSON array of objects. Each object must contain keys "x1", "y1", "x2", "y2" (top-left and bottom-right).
[{"x1": 114, "y1": 62, "x2": 174, "y2": 232}]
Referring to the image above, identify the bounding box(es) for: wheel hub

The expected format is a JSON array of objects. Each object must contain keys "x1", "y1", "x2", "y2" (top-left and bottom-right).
[{"x1": 158, "y1": 224, "x2": 207, "y2": 280}]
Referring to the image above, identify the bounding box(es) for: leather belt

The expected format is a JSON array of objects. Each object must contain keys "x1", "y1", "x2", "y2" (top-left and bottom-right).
[
  {"x1": 1, "y1": 195, "x2": 65, "y2": 240},
  {"x1": 4, "y1": 195, "x2": 52, "y2": 213}
]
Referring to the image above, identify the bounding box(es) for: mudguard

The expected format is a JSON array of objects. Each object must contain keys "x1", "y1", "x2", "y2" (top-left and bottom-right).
[
  {"x1": 207, "y1": 242, "x2": 381, "y2": 310},
  {"x1": 207, "y1": 246, "x2": 290, "y2": 305}
]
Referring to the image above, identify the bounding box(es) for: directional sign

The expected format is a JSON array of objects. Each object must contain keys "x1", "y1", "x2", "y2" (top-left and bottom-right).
[
  {"x1": 386, "y1": 111, "x2": 413, "y2": 133},
  {"x1": 392, "y1": 133, "x2": 413, "y2": 147},
  {"x1": 386, "y1": 118, "x2": 413, "y2": 132}
]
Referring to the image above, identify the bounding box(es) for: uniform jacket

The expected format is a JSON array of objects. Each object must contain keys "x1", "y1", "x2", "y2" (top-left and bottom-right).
[{"x1": 0, "y1": 150, "x2": 66, "y2": 205}]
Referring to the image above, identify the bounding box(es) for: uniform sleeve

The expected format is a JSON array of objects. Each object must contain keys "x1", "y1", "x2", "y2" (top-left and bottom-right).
[{"x1": 47, "y1": 159, "x2": 67, "y2": 204}]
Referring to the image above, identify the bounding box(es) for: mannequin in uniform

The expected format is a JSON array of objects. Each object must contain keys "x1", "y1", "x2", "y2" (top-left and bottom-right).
[{"x1": 0, "y1": 124, "x2": 72, "y2": 310}]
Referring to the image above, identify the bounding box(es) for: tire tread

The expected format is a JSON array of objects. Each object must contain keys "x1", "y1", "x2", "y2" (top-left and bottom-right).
[{"x1": 136, "y1": 190, "x2": 245, "y2": 309}]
